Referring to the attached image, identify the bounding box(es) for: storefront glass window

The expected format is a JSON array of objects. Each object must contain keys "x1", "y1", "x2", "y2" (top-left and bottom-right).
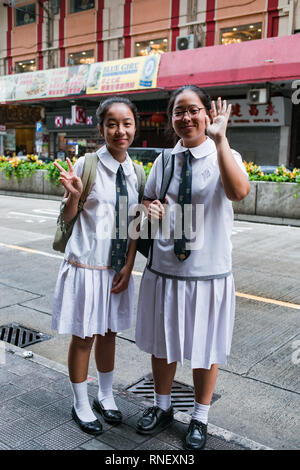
[
  {"x1": 220, "y1": 23, "x2": 262, "y2": 45},
  {"x1": 15, "y1": 4, "x2": 36, "y2": 26},
  {"x1": 15, "y1": 60, "x2": 36, "y2": 74},
  {"x1": 68, "y1": 50, "x2": 95, "y2": 65},
  {"x1": 135, "y1": 38, "x2": 168, "y2": 56},
  {"x1": 52, "y1": 0, "x2": 60, "y2": 15},
  {"x1": 70, "y1": 0, "x2": 94, "y2": 13}
]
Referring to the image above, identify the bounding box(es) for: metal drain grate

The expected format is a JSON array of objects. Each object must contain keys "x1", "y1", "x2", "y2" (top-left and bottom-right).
[
  {"x1": 127, "y1": 375, "x2": 220, "y2": 414},
  {"x1": 0, "y1": 323, "x2": 51, "y2": 348}
]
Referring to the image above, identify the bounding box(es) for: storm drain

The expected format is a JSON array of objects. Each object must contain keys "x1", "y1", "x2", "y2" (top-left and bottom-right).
[
  {"x1": 127, "y1": 375, "x2": 220, "y2": 414},
  {"x1": 0, "y1": 323, "x2": 51, "y2": 348}
]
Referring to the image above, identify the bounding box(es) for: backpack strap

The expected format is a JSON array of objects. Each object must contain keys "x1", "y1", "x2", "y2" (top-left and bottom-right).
[
  {"x1": 147, "y1": 148, "x2": 174, "y2": 269},
  {"x1": 78, "y1": 152, "x2": 98, "y2": 212},
  {"x1": 133, "y1": 161, "x2": 146, "y2": 203},
  {"x1": 159, "y1": 148, "x2": 174, "y2": 201}
]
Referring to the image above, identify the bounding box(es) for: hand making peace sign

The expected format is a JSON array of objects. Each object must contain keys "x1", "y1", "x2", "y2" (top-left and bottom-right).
[
  {"x1": 205, "y1": 97, "x2": 232, "y2": 143},
  {"x1": 54, "y1": 157, "x2": 83, "y2": 199}
]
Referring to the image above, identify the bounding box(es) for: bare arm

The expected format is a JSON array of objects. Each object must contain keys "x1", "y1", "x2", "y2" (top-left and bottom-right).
[
  {"x1": 125, "y1": 238, "x2": 137, "y2": 271},
  {"x1": 206, "y1": 98, "x2": 250, "y2": 202}
]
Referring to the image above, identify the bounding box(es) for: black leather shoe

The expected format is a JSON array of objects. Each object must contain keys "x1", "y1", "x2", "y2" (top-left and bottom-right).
[
  {"x1": 136, "y1": 406, "x2": 174, "y2": 435},
  {"x1": 93, "y1": 397, "x2": 122, "y2": 424},
  {"x1": 71, "y1": 407, "x2": 103, "y2": 435},
  {"x1": 184, "y1": 419, "x2": 207, "y2": 450}
]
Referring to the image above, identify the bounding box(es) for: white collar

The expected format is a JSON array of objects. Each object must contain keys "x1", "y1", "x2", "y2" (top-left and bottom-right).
[
  {"x1": 171, "y1": 137, "x2": 216, "y2": 159},
  {"x1": 96, "y1": 145, "x2": 134, "y2": 175}
]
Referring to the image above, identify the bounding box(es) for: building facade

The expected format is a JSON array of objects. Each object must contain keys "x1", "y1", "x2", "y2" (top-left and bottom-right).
[
  {"x1": 2, "y1": 0, "x2": 300, "y2": 74},
  {"x1": 0, "y1": 0, "x2": 299, "y2": 165}
]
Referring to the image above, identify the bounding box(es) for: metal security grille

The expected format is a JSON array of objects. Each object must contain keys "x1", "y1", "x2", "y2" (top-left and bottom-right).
[
  {"x1": 127, "y1": 376, "x2": 220, "y2": 414},
  {"x1": 0, "y1": 323, "x2": 51, "y2": 348}
]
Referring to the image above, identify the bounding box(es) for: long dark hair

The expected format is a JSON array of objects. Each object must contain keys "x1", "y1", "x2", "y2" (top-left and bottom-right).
[
  {"x1": 96, "y1": 96, "x2": 139, "y2": 130},
  {"x1": 166, "y1": 85, "x2": 212, "y2": 142}
]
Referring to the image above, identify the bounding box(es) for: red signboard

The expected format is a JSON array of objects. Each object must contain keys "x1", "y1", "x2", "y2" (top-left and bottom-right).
[
  {"x1": 55, "y1": 116, "x2": 63, "y2": 128},
  {"x1": 71, "y1": 105, "x2": 86, "y2": 124}
]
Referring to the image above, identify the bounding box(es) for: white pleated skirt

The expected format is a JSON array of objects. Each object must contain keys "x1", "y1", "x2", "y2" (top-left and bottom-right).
[
  {"x1": 135, "y1": 268, "x2": 236, "y2": 370},
  {"x1": 52, "y1": 260, "x2": 134, "y2": 338}
]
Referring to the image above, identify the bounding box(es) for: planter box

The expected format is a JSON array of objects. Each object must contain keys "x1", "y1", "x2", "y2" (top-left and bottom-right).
[
  {"x1": 256, "y1": 181, "x2": 300, "y2": 219},
  {"x1": 0, "y1": 170, "x2": 64, "y2": 197},
  {"x1": 232, "y1": 181, "x2": 257, "y2": 215},
  {"x1": 1, "y1": 170, "x2": 300, "y2": 220},
  {"x1": 233, "y1": 181, "x2": 300, "y2": 220}
]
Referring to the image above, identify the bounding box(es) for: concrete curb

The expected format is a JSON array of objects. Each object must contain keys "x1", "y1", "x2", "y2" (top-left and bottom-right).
[
  {"x1": 0, "y1": 190, "x2": 299, "y2": 228},
  {"x1": 174, "y1": 411, "x2": 272, "y2": 451},
  {"x1": 0, "y1": 190, "x2": 61, "y2": 201},
  {"x1": 234, "y1": 213, "x2": 300, "y2": 227},
  {"x1": 2, "y1": 341, "x2": 273, "y2": 451}
]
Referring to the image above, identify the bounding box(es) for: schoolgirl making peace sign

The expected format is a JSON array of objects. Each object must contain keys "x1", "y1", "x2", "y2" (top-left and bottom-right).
[{"x1": 52, "y1": 97, "x2": 143, "y2": 435}]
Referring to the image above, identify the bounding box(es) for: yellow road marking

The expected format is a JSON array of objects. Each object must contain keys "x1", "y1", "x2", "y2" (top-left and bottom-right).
[
  {"x1": 0, "y1": 242, "x2": 63, "y2": 259},
  {"x1": 1, "y1": 242, "x2": 299, "y2": 310},
  {"x1": 235, "y1": 291, "x2": 300, "y2": 310}
]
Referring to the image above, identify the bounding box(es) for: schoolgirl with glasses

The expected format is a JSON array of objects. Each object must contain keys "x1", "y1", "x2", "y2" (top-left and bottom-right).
[{"x1": 135, "y1": 85, "x2": 250, "y2": 450}]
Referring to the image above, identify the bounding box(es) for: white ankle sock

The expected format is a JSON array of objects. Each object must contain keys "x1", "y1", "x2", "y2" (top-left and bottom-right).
[
  {"x1": 70, "y1": 380, "x2": 97, "y2": 422},
  {"x1": 154, "y1": 392, "x2": 171, "y2": 411},
  {"x1": 97, "y1": 370, "x2": 118, "y2": 410},
  {"x1": 192, "y1": 402, "x2": 210, "y2": 425}
]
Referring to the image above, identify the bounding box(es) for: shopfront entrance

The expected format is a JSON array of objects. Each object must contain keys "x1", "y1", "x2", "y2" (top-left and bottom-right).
[
  {"x1": 16, "y1": 128, "x2": 34, "y2": 154},
  {"x1": 0, "y1": 104, "x2": 43, "y2": 156},
  {"x1": 56, "y1": 133, "x2": 101, "y2": 160},
  {"x1": 46, "y1": 105, "x2": 100, "y2": 159}
]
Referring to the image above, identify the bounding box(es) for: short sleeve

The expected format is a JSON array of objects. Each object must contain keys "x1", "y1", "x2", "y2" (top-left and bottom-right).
[
  {"x1": 231, "y1": 149, "x2": 248, "y2": 177},
  {"x1": 143, "y1": 154, "x2": 162, "y2": 200}
]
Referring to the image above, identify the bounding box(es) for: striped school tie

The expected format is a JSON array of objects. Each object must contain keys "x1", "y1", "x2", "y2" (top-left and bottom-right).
[
  {"x1": 111, "y1": 164, "x2": 128, "y2": 272},
  {"x1": 174, "y1": 150, "x2": 192, "y2": 262}
]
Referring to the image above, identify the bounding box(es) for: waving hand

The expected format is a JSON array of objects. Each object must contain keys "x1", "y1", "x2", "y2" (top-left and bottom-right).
[{"x1": 205, "y1": 97, "x2": 231, "y2": 143}]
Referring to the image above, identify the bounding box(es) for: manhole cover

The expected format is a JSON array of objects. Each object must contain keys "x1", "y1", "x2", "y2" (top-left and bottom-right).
[
  {"x1": 0, "y1": 323, "x2": 51, "y2": 348},
  {"x1": 127, "y1": 375, "x2": 220, "y2": 414}
]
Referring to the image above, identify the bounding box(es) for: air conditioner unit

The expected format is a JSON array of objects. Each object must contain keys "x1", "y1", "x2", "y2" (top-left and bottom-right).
[
  {"x1": 176, "y1": 34, "x2": 196, "y2": 51},
  {"x1": 247, "y1": 88, "x2": 269, "y2": 105}
]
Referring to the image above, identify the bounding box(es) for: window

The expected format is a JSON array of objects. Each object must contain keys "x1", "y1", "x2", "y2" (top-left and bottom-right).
[
  {"x1": 15, "y1": 4, "x2": 36, "y2": 26},
  {"x1": 70, "y1": 0, "x2": 94, "y2": 13},
  {"x1": 135, "y1": 38, "x2": 168, "y2": 56},
  {"x1": 15, "y1": 60, "x2": 36, "y2": 73},
  {"x1": 52, "y1": 0, "x2": 60, "y2": 15},
  {"x1": 68, "y1": 50, "x2": 95, "y2": 65},
  {"x1": 220, "y1": 23, "x2": 262, "y2": 45}
]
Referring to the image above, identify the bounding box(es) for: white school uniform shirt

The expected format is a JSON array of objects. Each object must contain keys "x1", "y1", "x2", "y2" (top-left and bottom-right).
[
  {"x1": 144, "y1": 137, "x2": 248, "y2": 280},
  {"x1": 64, "y1": 145, "x2": 139, "y2": 268}
]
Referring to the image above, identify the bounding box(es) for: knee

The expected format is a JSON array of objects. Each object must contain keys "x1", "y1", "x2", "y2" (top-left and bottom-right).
[
  {"x1": 70, "y1": 335, "x2": 95, "y2": 351},
  {"x1": 97, "y1": 330, "x2": 116, "y2": 343}
]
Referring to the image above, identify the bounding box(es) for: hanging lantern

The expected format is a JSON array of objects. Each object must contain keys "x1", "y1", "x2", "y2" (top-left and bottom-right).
[{"x1": 151, "y1": 113, "x2": 165, "y2": 124}]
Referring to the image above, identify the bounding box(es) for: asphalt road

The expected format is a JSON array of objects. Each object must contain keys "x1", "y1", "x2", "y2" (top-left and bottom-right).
[{"x1": 0, "y1": 194, "x2": 299, "y2": 449}]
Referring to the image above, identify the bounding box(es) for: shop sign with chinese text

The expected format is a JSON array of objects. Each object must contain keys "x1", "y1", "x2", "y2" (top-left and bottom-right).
[{"x1": 228, "y1": 97, "x2": 291, "y2": 127}]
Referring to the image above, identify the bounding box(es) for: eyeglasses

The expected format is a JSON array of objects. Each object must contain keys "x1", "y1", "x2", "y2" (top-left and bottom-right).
[{"x1": 172, "y1": 106, "x2": 205, "y2": 119}]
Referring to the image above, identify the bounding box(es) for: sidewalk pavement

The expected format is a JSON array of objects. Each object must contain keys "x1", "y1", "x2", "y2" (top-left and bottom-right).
[{"x1": 0, "y1": 341, "x2": 271, "y2": 452}]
